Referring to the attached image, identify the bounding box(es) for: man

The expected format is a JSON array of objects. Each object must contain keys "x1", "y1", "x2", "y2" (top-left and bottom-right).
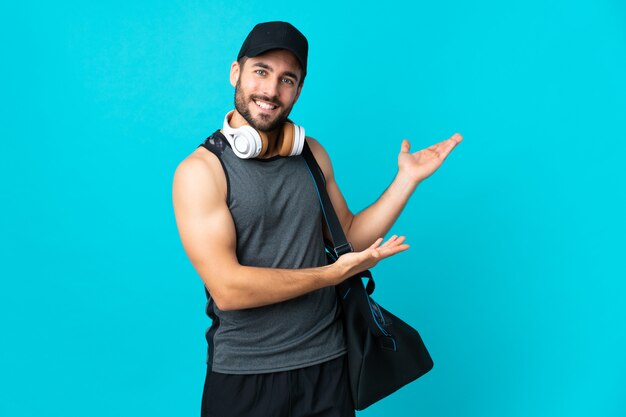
[{"x1": 172, "y1": 21, "x2": 462, "y2": 417}]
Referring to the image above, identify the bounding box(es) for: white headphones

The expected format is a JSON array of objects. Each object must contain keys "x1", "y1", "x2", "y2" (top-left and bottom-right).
[{"x1": 222, "y1": 110, "x2": 306, "y2": 159}]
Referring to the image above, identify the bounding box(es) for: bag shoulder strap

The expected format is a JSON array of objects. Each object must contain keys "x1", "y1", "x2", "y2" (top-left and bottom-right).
[
  {"x1": 198, "y1": 130, "x2": 229, "y2": 157},
  {"x1": 301, "y1": 141, "x2": 353, "y2": 258}
]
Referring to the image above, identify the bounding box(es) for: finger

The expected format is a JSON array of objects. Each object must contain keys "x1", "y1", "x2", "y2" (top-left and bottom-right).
[
  {"x1": 390, "y1": 235, "x2": 406, "y2": 246},
  {"x1": 443, "y1": 134, "x2": 463, "y2": 152},
  {"x1": 379, "y1": 243, "x2": 410, "y2": 258},
  {"x1": 369, "y1": 237, "x2": 387, "y2": 259},
  {"x1": 439, "y1": 142, "x2": 455, "y2": 158},
  {"x1": 401, "y1": 140, "x2": 410, "y2": 153},
  {"x1": 427, "y1": 137, "x2": 459, "y2": 159},
  {"x1": 395, "y1": 244, "x2": 410, "y2": 254},
  {"x1": 368, "y1": 237, "x2": 384, "y2": 250},
  {"x1": 383, "y1": 235, "x2": 405, "y2": 248},
  {"x1": 426, "y1": 142, "x2": 445, "y2": 155},
  {"x1": 384, "y1": 238, "x2": 408, "y2": 252},
  {"x1": 380, "y1": 235, "x2": 398, "y2": 248},
  {"x1": 446, "y1": 135, "x2": 461, "y2": 150},
  {"x1": 428, "y1": 133, "x2": 462, "y2": 151}
]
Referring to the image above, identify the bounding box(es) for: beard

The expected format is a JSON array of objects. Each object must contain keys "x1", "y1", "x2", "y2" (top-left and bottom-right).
[{"x1": 234, "y1": 78, "x2": 294, "y2": 132}]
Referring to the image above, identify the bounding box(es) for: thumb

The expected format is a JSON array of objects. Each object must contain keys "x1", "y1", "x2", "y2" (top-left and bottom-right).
[{"x1": 401, "y1": 139, "x2": 410, "y2": 153}]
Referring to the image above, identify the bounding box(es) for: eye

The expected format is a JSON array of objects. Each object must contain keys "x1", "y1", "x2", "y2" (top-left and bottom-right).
[
  {"x1": 282, "y1": 77, "x2": 295, "y2": 85},
  {"x1": 255, "y1": 69, "x2": 267, "y2": 76}
]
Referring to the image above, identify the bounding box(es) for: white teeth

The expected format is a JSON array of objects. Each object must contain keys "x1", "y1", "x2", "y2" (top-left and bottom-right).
[{"x1": 255, "y1": 100, "x2": 276, "y2": 110}]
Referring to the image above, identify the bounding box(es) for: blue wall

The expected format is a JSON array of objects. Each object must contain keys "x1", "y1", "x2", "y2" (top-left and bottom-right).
[{"x1": 2, "y1": 0, "x2": 625, "y2": 416}]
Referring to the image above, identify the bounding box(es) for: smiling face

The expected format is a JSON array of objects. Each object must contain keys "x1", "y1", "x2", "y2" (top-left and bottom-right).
[{"x1": 230, "y1": 49, "x2": 303, "y2": 132}]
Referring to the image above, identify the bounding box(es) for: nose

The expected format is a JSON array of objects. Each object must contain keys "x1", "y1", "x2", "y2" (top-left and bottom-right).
[{"x1": 260, "y1": 76, "x2": 280, "y2": 100}]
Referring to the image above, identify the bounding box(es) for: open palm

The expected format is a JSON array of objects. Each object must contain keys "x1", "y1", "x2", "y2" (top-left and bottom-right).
[{"x1": 398, "y1": 133, "x2": 463, "y2": 183}]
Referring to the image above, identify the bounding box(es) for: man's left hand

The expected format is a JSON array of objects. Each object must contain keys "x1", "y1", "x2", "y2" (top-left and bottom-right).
[{"x1": 398, "y1": 133, "x2": 463, "y2": 185}]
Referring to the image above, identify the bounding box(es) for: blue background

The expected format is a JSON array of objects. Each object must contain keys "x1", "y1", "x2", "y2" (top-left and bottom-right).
[{"x1": 2, "y1": 0, "x2": 625, "y2": 416}]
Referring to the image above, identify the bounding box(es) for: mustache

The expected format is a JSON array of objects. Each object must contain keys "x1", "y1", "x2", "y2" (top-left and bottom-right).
[{"x1": 251, "y1": 95, "x2": 282, "y2": 107}]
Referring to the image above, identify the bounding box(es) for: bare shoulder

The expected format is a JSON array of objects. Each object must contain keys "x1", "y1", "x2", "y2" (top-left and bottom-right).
[
  {"x1": 172, "y1": 145, "x2": 238, "y2": 303},
  {"x1": 305, "y1": 136, "x2": 335, "y2": 180},
  {"x1": 305, "y1": 136, "x2": 328, "y2": 158},
  {"x1": 172, "y1": 146, "x2": 227, "y2": 203}
]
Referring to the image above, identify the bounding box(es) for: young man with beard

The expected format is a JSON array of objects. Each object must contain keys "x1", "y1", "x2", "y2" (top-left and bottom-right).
[{"x1": 172, "y1": 21, "x2": 462, "y2": 417}]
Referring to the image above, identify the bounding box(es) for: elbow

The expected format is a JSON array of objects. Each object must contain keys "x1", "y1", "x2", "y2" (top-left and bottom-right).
[
  {"x1": 346, "y1": 214, "x2": 374, "y2": 252},
  {"x1": 200, "y1": 264, "x2": 244, "y2": 311},
  {"x1": 204, "y1": 282, "x2": 242, "y2": 312},
  {"x1": 213, "y1": 296, "x2": 241, "y2": 312},
  {"x1": 344, "y1": 214, "x2": 356, "y2": 243},
  {"x1": 346, "y1": 212, "x2": 355, "y2": 236},
  {"x1": 208, "y1": 289, "x2": 226, "y2": 311}
]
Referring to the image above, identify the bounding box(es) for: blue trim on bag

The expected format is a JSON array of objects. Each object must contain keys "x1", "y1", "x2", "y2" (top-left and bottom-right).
[
  {"x1": 366, "y1": 295, "x2": 391, "y2": 336},
  {"x1": 305, "y1": 164, "x2": 332, "y2": 242},
  {"x1": 343, "y1": 287, "x2": 351, "y2": 299}
]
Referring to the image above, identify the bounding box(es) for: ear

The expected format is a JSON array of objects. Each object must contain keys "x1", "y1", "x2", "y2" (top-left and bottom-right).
[{"x1": 229, "y1": 61, "x2": 240, "y2": 87}]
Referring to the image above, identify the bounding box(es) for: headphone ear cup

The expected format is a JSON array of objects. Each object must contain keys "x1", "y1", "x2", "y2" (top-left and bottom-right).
[
  {"x1": 231, "y1": 125, "x2": 266, "y2": 159},
  {"x1": 278, "y1": 123, "x2": 295, "y2": 157},
  {"x1": 290, "y1": 124, "x2": 306, "y2": 156}
]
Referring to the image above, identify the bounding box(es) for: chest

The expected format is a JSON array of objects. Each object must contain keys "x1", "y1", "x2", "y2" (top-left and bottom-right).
[{"x1": 225, "y1": 155, "x2": 321, "y2": 232}]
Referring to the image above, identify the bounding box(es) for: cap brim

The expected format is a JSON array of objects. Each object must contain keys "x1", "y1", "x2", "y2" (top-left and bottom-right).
[{"x1": 243, "y1": 44, "x2": 307, "y2": 75}]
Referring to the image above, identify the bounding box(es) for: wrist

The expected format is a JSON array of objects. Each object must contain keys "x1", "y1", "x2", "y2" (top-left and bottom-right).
[
  {"x1": 323, "y1": 261, "x2": 348, "y2": 286},
  {"x1": 394, "y1": 170, "x2": 421, "y2": 193}
]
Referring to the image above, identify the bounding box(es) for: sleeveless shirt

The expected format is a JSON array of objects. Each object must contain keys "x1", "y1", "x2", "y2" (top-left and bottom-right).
[{"x1": 198, "y1": 130, "x2": 346, "y2": 374}]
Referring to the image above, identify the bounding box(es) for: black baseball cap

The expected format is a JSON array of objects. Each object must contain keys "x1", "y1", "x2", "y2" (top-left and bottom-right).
[{"x1": 237, "y1": 21, "x2": 309, "y2": 77}]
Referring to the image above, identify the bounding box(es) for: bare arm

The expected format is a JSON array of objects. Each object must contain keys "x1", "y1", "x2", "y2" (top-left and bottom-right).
[
  {"x1": 172, "y1": 149, "x2": 408, "y2": 311},
  {"x1": 307, "y1": 134, "x2": 463, "y2": 252}
]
